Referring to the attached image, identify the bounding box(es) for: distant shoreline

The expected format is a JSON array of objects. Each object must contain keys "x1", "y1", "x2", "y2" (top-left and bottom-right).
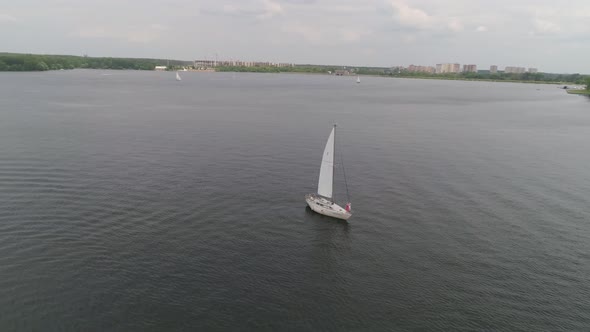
[
  {"x1": 214, "y1": 69, "x2": 572, "y2": 85},
  {"x1": 214, "y1": 65, "x2": 580, "y2": 85},
  {"x1": 566, "y1": 89, "x2": 590, "y2": 95},
  {"x1": 0, "y1": 52, "x2": 191, "y2": 72},
  {"x1": 0, "y1": 52, "x2": 586, "y2": 86},
  {"x1": 0, "y1": 67, "x2": 576, "y2": 86},
  {"x1": 354, "y1": 74, "x2": 568, "y2": 85}
]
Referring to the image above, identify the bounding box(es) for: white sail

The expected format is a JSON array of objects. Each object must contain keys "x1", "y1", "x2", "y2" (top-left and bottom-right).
[
  {"x1": 317, "y1": 127, "x2": 335, "y2": 198},
  {"x1": 356, "y1": 76, "x2": 360, "y2": 83},
  {"x1": 176, "y1": 72, "x2": 182, "y2": 81}
]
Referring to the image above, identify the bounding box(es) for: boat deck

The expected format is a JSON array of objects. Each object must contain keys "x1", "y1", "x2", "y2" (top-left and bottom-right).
[{"x1": 305, "y1": 193, "x2": 351, "y2": 220}]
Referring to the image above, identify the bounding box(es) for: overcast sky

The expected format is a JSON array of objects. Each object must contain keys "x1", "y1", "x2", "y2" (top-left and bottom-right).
[{"x1": 1, "y1": 0, "x2": 589, "y2": 73}]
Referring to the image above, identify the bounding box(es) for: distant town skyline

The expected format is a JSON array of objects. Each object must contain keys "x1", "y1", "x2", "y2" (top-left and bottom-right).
[
  {"x1": 1, "y1": 0, "x2": 589, "y2": 73},
  {"x1": 404, "y1": 63, "x2": 539, "y2": 74},
  {"x1": 191, "y1": 57, "x2": 542, "y2": 75}
]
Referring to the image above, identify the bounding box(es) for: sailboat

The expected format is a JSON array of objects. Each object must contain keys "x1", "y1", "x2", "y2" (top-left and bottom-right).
[
  {"x1": 356, "y1": 75, "x2": 361, "y2": 84},
  {"x1": 176, "y1": 72, "x2": 182, "y2": 81},
  {"x1": 305, "y1": 125, "x2": 352, "y2": 220}
]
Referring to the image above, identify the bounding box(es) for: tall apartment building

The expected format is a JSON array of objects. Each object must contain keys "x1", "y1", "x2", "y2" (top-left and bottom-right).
[
  {"x1": 463, "y1": 64, "x2": 477, "y2": 73},
  {"x1": 408, "y1": 65, "x2": 436, "y2": 74},
  {"x1": 505, "y1": 66, "x2": 526, "y2": 74},
  {"x1": 436, "y1": 63, "x2": 461, "y2": 73},
  {"x1": 528, "y1": 68, "x2": 538, "y2": 73},
  {"x1": 490, "y1": 65, "x2": 498, "y2": 74}
]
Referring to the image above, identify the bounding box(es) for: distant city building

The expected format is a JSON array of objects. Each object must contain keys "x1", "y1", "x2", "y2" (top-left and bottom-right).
[
  {"x1": 408, "y1": 65, "x2": 435, "y2": 74},
  {"x1": 436, "y1": 63, "x2": 461, "y2": 74},
  {"x1": 335, "y1": 70, "x2": 350, "y2": 76},
  {"x1": 194, "y1": 60, "x2": 215, "y2": 68},
  {"x1": 505, "y1": 66, "x2": 526, "y2": 74},
  {"x1": 528, "y1": 68, "x2": 538, "y2": 73},
  {"x1": 194, "y1": 59, "x2": 294, "y2": 69},
  {"x1": 490, "y1": 65, "x2": 498, "y2": 74},
  {"x1": 154, "y1": 66, "x2": 167, "y2": 71},
  {"x1": 463, "y1": 64, "x2": 477, "y2": 73}
]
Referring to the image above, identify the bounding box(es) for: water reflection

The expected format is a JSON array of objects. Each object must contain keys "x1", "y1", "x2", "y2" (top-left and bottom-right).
[
  {"x1": 302, "y1": 206, "x2": 352, "y2": 296},
  {"x1": 305, "y1": 206, "x2": 351, "y2": 256}
]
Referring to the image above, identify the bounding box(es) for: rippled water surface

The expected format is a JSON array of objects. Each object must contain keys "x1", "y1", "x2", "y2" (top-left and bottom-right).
[{"x1": 1, "y1": 70, "x2": 589, "y2": 331}]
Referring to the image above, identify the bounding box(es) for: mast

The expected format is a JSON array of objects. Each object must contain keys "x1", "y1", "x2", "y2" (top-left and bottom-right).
[
  {"x1": 334, "y1": 124, "x2": 351, "y2": 204},
  {"x1": 332, "y1": 124, "x2": 336, "y2": 202}
]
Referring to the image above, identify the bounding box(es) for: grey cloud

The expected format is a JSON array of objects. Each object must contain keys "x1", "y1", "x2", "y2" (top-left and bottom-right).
[{"x1": 0, "y1": 13, "x2": 18, "y2": 23}]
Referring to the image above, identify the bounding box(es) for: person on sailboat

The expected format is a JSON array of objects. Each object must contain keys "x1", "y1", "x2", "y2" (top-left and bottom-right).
[{"x1": 345, "y1": 203, "x2": 352, "y2": 212}]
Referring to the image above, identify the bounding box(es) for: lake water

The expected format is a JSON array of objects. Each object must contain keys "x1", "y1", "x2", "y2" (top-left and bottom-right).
[{"x1": 0, "y1": 70, "x2": 589, "y2": 331}]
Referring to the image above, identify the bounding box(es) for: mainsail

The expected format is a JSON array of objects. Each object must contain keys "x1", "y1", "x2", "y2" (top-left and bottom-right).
[{"x1": 317, "y1": 127, "x2": 335, "y2": 198}]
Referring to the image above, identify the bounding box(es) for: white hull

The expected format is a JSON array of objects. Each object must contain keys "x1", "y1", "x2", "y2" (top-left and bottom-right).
[{"x1": 306, "y1": 194, "x2": 351, "y2": 221}]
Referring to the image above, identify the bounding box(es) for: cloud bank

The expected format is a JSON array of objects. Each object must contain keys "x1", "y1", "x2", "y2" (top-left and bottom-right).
[{"x1": 0, "y1": 0, "x2": 589, "y2": 72}]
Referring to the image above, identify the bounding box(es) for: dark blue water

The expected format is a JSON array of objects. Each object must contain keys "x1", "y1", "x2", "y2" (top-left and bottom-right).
[{"x1": 0, "y1": 70, "x2": 589, "y2": 331}]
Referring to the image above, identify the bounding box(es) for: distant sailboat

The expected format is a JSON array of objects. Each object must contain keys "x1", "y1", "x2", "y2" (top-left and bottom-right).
[
  {"x1": 356, "y1": 75, "x2": 361, "y2": 84},
  {"x1": 176, "y1": 72, "x2": 182, "y2": 81},
  {"x1": 305, "y1": 125, "x2": 352, "y2": 220}
]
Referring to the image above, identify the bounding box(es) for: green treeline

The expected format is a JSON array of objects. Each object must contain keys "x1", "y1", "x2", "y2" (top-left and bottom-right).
[
  {"x1": 379, "y1": 70, "x2": 586, "y2": 84},
  {"x1": 218, "y1": 65, "x2": 588, "y2": 84},
  {"x1": 0, "y1": 53, "x2": 189, "y2": 71}
]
